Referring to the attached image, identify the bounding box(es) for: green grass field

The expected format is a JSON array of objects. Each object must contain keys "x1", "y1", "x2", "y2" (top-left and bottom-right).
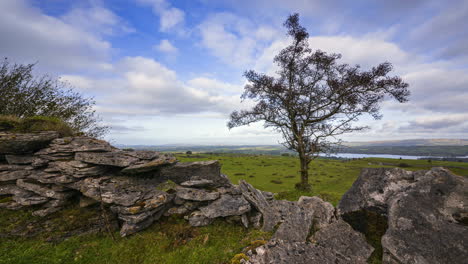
[{"x1": 1, "y1": 155, "x2": 467, "y2": 264}]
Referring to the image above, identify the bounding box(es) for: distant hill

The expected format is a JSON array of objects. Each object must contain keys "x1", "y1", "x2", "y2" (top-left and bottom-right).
[
  {"x1": 116, "y1": 139, "x2": 468, "y2": 157},
  {"x1": 343, "y1": 138, "x2": 468, "y2": 147}
]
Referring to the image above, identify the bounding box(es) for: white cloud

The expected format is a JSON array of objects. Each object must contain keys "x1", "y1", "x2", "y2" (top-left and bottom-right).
[
  {"x1": 62, "y1": 5, "x2": 134, "y2": 36},
  {"x1": 154, "y1": 39, "x2": 178, "y2": 54},
  {"x1": 0, "y1": 0, "x2": 114, "y2": 72},
  {"x1": 198, "y1": 12, "x2": 279, "y2": 67},
  {"x1": 64, "y1": 56, "x2": 245, "y2": 118},
  {"x1": 136, "y1": 0, "x2": 185, "y2": 33}
]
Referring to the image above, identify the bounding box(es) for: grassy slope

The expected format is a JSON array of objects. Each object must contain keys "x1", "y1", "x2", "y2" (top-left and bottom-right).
[{"x1": 1, "y1": 155, "x2": 467, "y2": 264}]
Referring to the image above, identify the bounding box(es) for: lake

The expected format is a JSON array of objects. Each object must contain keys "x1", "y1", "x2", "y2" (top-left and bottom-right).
[{"x1": 321, "y1": 153, "x2": 468, "y2": 160}]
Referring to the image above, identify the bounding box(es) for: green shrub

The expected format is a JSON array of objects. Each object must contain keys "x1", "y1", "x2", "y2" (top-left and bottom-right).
[
  {"x1": 0, "y1": 115, "x2": 20, "y2": 131},
  {"x1": 18, "y1": 116, "x2": 75, "y2": 137},
  {"x1": 398, "y1": 163, "x2": 410, "y2": 168},
  {"x1": 0, "y1": 115, "x2": 75, "y2": 136}
]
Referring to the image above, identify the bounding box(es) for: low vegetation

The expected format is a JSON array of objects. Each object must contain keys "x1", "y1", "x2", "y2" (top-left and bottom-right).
[
  {"x1": 1, "y1": 154, "x2": 466, "y2": 264},
  {"x1": 0, "y1": 115, "x2": 75, "y2": 137}
]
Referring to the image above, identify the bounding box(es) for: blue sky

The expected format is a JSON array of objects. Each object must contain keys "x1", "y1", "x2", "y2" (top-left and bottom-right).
[{"x1": 1, "y1": 0, "x2": 467, "y2": 145}]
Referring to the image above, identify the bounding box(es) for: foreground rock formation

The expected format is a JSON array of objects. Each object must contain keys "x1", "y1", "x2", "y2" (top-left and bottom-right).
[
  {"x1": 339, "y1": 167, "x2": 468, "y2": 264},
  {"x1": 1, "y1": 131, "x2": 467, "y2": 263}
]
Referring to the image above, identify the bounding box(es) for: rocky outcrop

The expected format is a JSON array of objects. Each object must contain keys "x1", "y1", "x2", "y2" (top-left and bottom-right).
[
  {"x1": 339, "y1": 167, "x2": 468, "y2": 264},
  {"x1": 0, "y1": 132, "x2": 234, "y2": 237},
  {"x1": 1, "y1": 131, "x2": 466, "y2": 264},
  {"x1": 0, "y1": 131, "x2": 59, "y2": 154}
]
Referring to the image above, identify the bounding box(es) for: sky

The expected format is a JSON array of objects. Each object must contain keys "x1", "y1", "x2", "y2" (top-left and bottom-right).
[{"x1": 1, "y1": 0, "x2": 467, "y2": 145}]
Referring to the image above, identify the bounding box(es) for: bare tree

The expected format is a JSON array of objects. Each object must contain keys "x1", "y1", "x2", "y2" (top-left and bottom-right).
[
  {"x1": 0, "y1": 58, "x2": 108, "y2": 138},
  {"x1": 228, "y1": 14, "x2": 410, "y2": 190}
]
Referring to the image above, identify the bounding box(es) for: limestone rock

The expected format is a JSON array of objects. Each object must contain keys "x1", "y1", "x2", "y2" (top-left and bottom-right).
[
  {"x1": 311, "y1": 219, "x2": 374, "y2": 263},
  {"x1": 272, "y1": 202, "x2": 313, "y2": 242},
  {"x1": 180, "y1": 179, "x2": 215, "y2": 188},
  {"x1": 338, "y1": 167, "x2": 468, "y2": 264},
  {"x1": 51, "y1": 160, "x2": 108, "y2": 178},
  {"x1": 298, "y1": 196, "x2": 337, "y2": 230},
  {"x1": 244, "y1": 239, "x2": 364, "y2": 264},
  {"x1": 32, "y1": 199, "x2": 67, "y2": 217},
  {"x1": 239, "y1": 180, "x2": 279, "y2": 232},
  {"x1": 338, "y1": 167, "x2": 417, "y2": 215},
  {"x1": 75, "y1": 151, "x2": 140, "y2": 167},
  {"x1": 0, "y1": 131, "x2": 59, "y2": 154},
  {"x1": 121, "y1": 154, "x2": 177, "y2": 174},
  {"x1": 121, "y1": 150, "x2": 161, "y2": 160},
  {"x1": 176, "y1": 187, "x2": 220, "y2": 201},
  {"x1": 5, "y1": 155, "x2": 34, "y2": 165},
  {"x1": 199, "y1": 194, "x2": 251, "y2": 218},
  {"x1": 188, "y1": 211, "x2": 213, "y2": 227},
  {"x1": 159, "y1": 160, "x2": 230, "y2": 187},
  {"x1": 16, "y1": 179, "x2": 74, "y2": 200},
  {"x1": 35, "y1": 136, "x2": 114, "y2": 154},
  {"x1": 0, "y1": 168, "x2": 32, "y2": 182}
]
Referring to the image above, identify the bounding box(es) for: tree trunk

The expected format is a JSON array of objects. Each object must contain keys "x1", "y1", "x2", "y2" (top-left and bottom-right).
[{"x1": 296, "y1": 151, "x2": 311, "y2": 191}]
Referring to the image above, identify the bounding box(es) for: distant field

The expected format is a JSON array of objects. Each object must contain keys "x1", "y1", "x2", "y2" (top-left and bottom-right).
[
  {"x1": 1, "y1": 154, "x2": 467, "y2": 264},
  {"x1": 128, "y1": 144, "x2": 468, "y2": 157},
  {"x1": 177, "y1": 154, "x2": 468, "y2": 205}
]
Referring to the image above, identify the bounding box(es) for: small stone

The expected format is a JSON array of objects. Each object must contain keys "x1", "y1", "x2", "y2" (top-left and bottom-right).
[{"x1": 176, "y1": 187, "x2": 220, "y2": 201}]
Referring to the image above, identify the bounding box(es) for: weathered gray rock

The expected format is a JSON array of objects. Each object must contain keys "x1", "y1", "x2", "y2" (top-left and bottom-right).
[
  {"x1": 5, "y1": 155, "x2": 34, "y2": 165},
  {"x1": 244, "y1": 239, "x2": 365, "y2": 264},
  {"x1": 239, "y1": 180, "x2": 279, "y2": 231},
  {"x1": 0, "y1": 184, "x2": 50, "y2": 206},
  {"x1": 338, "y1": 167, "x2": 417, "y2": 215},
  {"x1": 32, "y1": 199, "x2": 67, "y2": 217},
  {"x1": 35, "y1": 136, "x2": 114, "y2": 155},
  {"x1": 199, "y1": 194, "x2": 251, "y2": 218},
  {"x1": 298, "y1": 196, "x2": 337, "y2": 230},
  {"x1": 16, "y1": 179, "x2": 74, "y2": 200},
  {"x1": 180, "y1": 179, "x2": 215, "y2": 188},
  {"x1": 272, "y1": 202, "x2": 313, "y2": 242},
  {"x1": 0, "y1": 131, "x2": 59, "y2": 154},
  {"x1": 121, "y1": 154, "x2": 177, "y2": 174},
  {"x1": 75, "y1": 151, "x2": 140, "y2": 167},
  {"x1": 121, "y1": 150, "x2": 161, "y2": 160},
  {"x1": 339, "y1": 167, "x2": 468, "y2": 264},
  {"x1": 77, "y1": 176, "x2": 171, "y2": 207},
  {"x1": 159, "y1": 161, "x2": 230, "y2": 187},
  {"x1": 381, "y1": 168, "x2": 468, "y2": 264},
  {"x1": 187, "y1": 211, "x2": 213, "y2": 227},
  {"x1": 0, "y1": 168, "x2": 32, "y2": 182},
  {"x1": 311, "y1": 219, "x2": 374, "y2": 263},
  {"x1": 176, "y1": 187, "x2": 220, "y2": 201},
  {"x1": 51, "y1": 160, "x2": 108, "y2": 178},
  {"x1": 28, "y1": 171, "x2": 77, "y2": 184},
  {"x1": 119, "y1": 207, "x2": 167, "y2": 237}
]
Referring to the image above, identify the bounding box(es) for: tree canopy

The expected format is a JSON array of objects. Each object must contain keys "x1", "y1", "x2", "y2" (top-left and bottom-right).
[
  {"x1": 228, "y1": 14, "x2": 410, "y2": 190},
  {"x1": 0, "y1": 58, "x2": 107, "y2": 138}
]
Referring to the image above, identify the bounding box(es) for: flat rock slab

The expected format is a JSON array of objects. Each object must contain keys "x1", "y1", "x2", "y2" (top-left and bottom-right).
[
  {"x1": 159, "y1": 160, "x2": 230, "y2": 187},
  {"x1": 5, "y1": 155, "x2": 34, "y2": 165},
  {"x1": 75, "y1": 151, "x2": 140, "y2": 167},
  {"x1": 245, "y1": 239, "x2": 369, "y2": 264},
  {"x1": 0, "y1": 132, "x2": 59, "y2": 154},
  {"x1": 35, "y1": 137, "x2": 114, "y2": 154},
  {"x1": 199, "y1": 194, "x2": 251, "y2": 218},
  {"x1": 176, "y1": 187, "x2": 220, "y2": 201},
  {"x1": 180, "y1": 179, "x2": 215, "y2": 188},
  {"x1": 121, "y1": 155, "x2": 177, "y2": 174}
]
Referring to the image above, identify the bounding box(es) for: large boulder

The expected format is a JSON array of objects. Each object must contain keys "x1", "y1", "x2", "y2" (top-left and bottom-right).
[
  {"x1": 199, "y1": 194, "x2": 251, "y2": 218},
  {"x1": 0, "y1": 132, "x2": 59, "y2": 154},
  {"x1": 159, "y1": 160, "x2": 230, "y2": 187},
  {"x1": 339, "y1": 167, "x2": 468, "y2": 264}
]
